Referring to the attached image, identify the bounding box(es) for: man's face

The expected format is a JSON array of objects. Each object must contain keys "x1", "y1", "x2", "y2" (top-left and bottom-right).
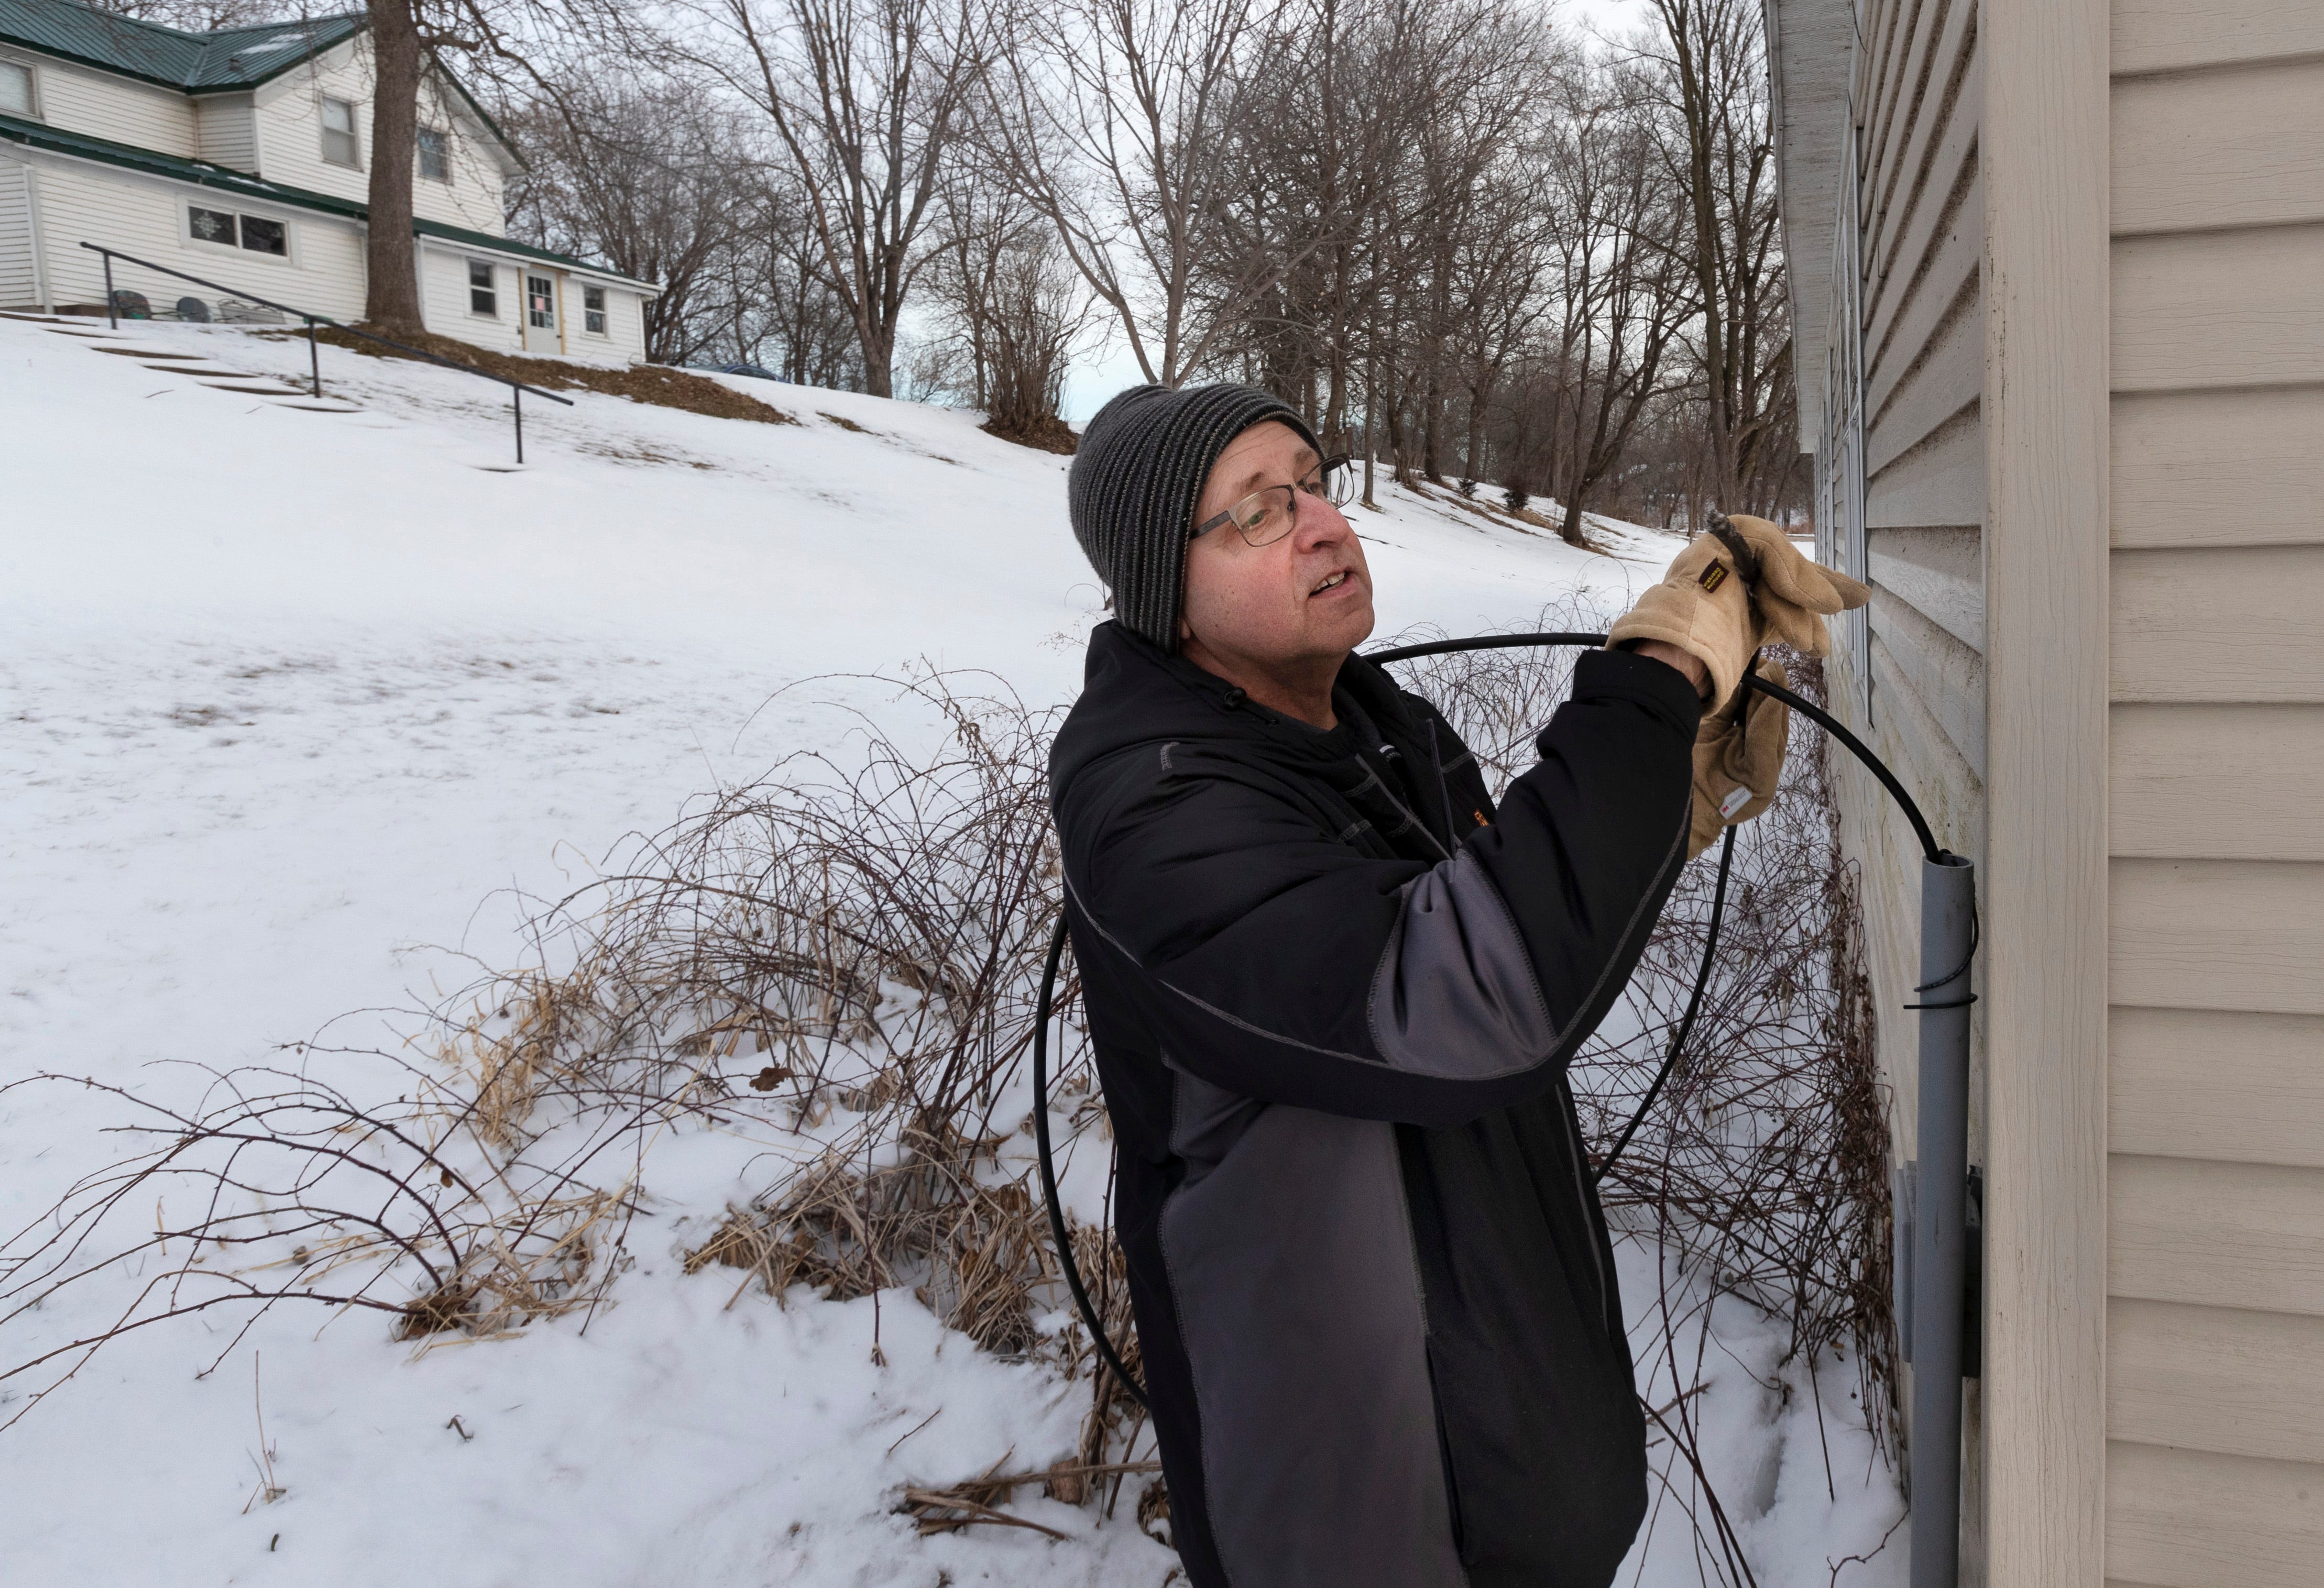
[{"x1": 1179, "y1": 421, "x2": 1374, "y2": 673}]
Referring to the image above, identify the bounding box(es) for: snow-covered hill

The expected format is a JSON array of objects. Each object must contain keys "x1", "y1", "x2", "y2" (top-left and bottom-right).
[{"x1": 0, "y1": 312, "x2": 1898, "y2": 1586}]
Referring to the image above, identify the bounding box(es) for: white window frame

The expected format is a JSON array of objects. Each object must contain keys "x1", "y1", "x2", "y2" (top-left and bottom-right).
[
  {"x1": 0, "y1": 53, "x2": 41, "y2": 121},
  {"x1": 466, "y1": 258, "x2": 498, "y2": 318},
  {"x1": 582, "y1": 282, "x2": 607, "y2": 336},
  {"x1": 181, "y1": 197, "x2": 299, "y2": 267},
  {"x1": 416, "y1": 124, "x2": 450, "y2": 182},
  {"x1": 320, "y1": 95, "x2": 361, "y2": 169}
]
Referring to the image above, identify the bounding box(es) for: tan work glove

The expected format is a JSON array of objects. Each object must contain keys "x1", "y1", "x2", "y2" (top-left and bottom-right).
[
  {"x1": 1607, "y1": 512, "x2": 1870, "y2": 710},
  {"x1": 1708, "y1": 512, "x2": 1872, "y2": 657},
  {"x1": 1689, "y1": 657, "x2": 1791, "y2": 858}
]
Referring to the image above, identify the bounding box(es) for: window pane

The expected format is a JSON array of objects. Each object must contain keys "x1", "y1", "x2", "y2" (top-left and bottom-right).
[
  {"x1": 239, "y1": 215, "x2": 287, "y2": 256},
  {"x1": 467, "y1": 260, "x2": 496, "y2": 316},
  {"x1": 0, "y1": 61, "x2": 33, "y2": 117},
  {"x1": 322, "y1": 97, "x2": 357, "y2": 165},
  {"x1": 189, "y1": 206, "x2": 238, "y2": 246},
  {"x1": 584, "y1": 285, "x2": 604, "y2": 310},
  {"x1": 418, "y1": 127, "x2": 447, "y2": 181},
  {"x1": 527, "y1": 274, "x2": 554, "y2": 329}
]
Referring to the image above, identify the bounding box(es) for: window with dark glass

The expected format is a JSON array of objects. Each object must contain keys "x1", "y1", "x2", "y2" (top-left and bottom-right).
[
  {"x1": 189, "y1": 206, "x2": 238, "y2": 247},
  {"x1": 188, "y1": 206, "x2": 289, "y2": 256},
  {"x1": 321, "y1": 96, "x2": 359, "y2": 166},
  {"x1": 238, "y1": 215, "x2": 287, "y2": 256},
  {"x1": 468, "y1": 259, "x2": 497, "y2": 316},
  {"x1": 527, "y1": 273, "x2": 555, "y2": 330},
  {"x1": 417, "y1": 126, "x2": 448, "y2": 181},
  {"x1": 584, "y1": 284, "x2": 606, "y2": 335}
]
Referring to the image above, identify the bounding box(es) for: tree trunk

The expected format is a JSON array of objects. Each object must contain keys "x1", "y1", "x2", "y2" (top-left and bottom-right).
[{"x1": 363, "y1": 0, "x2": 424, "y2": 336}]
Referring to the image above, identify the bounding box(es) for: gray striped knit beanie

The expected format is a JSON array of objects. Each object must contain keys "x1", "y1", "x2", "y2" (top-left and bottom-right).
[{"x1": 1067, "y1": 382, "x2": 1320, "y2": 652}]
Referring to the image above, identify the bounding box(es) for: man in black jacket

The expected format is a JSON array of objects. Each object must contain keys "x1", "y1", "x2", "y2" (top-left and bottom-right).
[{"x1": 1050, "y1": 383, "x2": 1848, "y2": 1587}]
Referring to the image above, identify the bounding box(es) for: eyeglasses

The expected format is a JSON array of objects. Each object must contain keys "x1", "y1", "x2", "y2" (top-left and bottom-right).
[{"x1": 1191, "y1": 454, "x2": 1355, "y2": 546}]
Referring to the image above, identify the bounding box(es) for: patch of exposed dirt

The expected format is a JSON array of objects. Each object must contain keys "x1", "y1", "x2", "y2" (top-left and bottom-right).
[
  {"x1": 980, "y1": 414, "x2": 1079, "y2": 455},
  {"x1": 301, "y1": 327, "x2": 799, "y2": 426}
]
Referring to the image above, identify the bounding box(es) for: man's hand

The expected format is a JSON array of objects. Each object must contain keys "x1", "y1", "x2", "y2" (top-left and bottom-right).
[
  {"x1": 1689, "y1": 657, "x2": 1791, "y2": 857},
  {"x1": 1607, "y1": 516, "x2": 1869, "y2": 711},
  {"x1": 1623, "y1": 639, "x2": 1710, "y2": 699}
]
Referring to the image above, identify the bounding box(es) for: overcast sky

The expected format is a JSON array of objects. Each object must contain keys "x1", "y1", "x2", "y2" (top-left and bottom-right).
[{"x1": 1054, "y1": 0, "x2": 1661, "y2": 421}]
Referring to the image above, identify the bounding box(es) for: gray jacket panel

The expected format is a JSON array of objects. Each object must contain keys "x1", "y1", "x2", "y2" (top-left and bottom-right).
[
  {"x1": 1367, "y1": 848, "x2": 1556, "y2": 1079},
  {"x1": 1161, "y1": 1067, "x2": 1467, "y2": 1588}
]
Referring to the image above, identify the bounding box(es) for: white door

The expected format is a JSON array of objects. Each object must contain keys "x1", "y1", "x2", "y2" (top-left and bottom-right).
[{"x1": 522, "y1": 271, "x2": 560, "y2": 354}]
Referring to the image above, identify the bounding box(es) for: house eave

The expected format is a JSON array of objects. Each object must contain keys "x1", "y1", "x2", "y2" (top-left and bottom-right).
[{"x1": 1763, "y1": 0, "x2": 1855, "y2": 455}]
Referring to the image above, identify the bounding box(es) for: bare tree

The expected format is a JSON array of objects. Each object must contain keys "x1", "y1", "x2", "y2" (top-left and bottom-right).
[
  {"x1": 677, "y1": 0, "x2": 989, "y2": 397},
  {"x1": 916, "y1": 157, "x2": 1095, "y2": 446},
  {"x1": 1532, "y1": 54, "x2": 1690, "y2": 545},
  {"x1": 337, "y1": 0, "x2": 638, "y2": 337},
  {"x1": 980, "y1": 0, "x2": 1329, "y2": 388},
  {"x1": 1638, "y1": 0, "x2": 1794, "y2": 512},
  {"x1": 505, "y1": 75, "x2": 755, "y2": 364}
]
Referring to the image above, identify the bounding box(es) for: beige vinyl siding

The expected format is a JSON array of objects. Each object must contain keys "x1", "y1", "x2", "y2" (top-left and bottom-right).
[
  {"x1": 1828, "y1": 0, "x2": 1988, "y2": 1177},
  {"x1": 20, "y1": 152, "x2": 365, "y2": 319},
  {"x1": 0, "y1": 156, "x2": 37, "y2": 306},
  {"x1": 194, "y1": 92, "x2": 257, "y2": 174},
  {"x1": 8, "y1": 53, "x2": 196, "y2": 158},
  {"x1": 2104, "y1": 7, "x2": 2324, "y2": 1581},
  {"x1": 253, "y1": 43, "x2": 505, "y2": 234},
  {"x1": 1812, "y1": 0, "x2": 2004, "y2": 1561}
]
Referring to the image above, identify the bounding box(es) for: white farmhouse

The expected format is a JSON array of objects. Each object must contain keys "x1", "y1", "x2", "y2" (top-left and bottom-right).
[{"x1": 0, "y1": 0, "x2": 655, "y2": 359}]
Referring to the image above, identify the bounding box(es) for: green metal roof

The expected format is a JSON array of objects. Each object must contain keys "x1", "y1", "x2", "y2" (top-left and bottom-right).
[
  {"x1": 0, "y1": 109, "x2": 656, "y2": 290},
  {"x1": 0, "y1": 0, "x2": 365, "y2": 93}
]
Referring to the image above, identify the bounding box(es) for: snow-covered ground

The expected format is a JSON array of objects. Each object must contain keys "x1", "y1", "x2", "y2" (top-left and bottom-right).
[{"x1": 0, "y1": 313, "x2": 1901, "y2": 1585}]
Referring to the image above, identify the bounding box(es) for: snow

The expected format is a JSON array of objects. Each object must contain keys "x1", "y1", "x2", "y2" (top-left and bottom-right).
[{"x1": 0, "y1": 312, "x2": 1902, "y2": 1585}]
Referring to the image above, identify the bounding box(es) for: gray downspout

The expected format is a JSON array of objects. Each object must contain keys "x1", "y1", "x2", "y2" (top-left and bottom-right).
[{"x1": 1910, "y1": 853, "x2": 1976, "y2": 1587}]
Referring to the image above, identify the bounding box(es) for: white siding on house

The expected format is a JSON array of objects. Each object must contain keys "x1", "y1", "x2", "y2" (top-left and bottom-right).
[
  {"x1": 575, "y1": 275, "x2": 648, "y2": 362},
  {"x1": 253, "y1": 41, "x2": 505, "y2": 233},
  {"x1": 24, "y1": 151, "x2": 366, "y2": 319},
  {"x1": 2103, "y1": 6, "x2": 2324, "y2": 1580},
  {"x1": 194, "y1": 91, "x2": 256, "y2": 173},
  {"x1": 416, "y1": 245, "x2": 650, "y2": 362},
  {"x1": 0, "y1": 156, "x2": 38, "y2": 306},
  {"x1": 420, "y1": 241, "x2": 520, "y2": 351},
  {"x1": 6, "y1": 51, "x2": 196, "y2": 158}
]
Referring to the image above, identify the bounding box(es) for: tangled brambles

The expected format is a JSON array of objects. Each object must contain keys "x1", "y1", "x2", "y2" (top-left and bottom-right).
[{"x1": 5, "y1": 636, "x2": 1894, "y2": 1572}]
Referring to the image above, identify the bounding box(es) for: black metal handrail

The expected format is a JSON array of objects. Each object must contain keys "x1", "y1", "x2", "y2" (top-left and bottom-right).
[{"x1": 81, "y1": 241, "x2": 574, "y2": 464}]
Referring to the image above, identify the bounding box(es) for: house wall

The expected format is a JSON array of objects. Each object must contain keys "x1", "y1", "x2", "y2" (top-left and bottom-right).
[
  {"x1": 21, "y1": 149, "x2": 367, "y2": 318},
  {"x1": 2102, "y1": 1, "x2": 2324, "y2": 1581},
  {"x1": 252, "y1": 40, "x2": 506, "y2": 234},
  {"x1": 0, "y1": 48, "x2": 196, "y2": 157},
  {"x1": 415, "y1": 245, "x2": 650, "y2": 363},
  {"x1": 1809, "y1": 0, "x2": 1993, "y2": 1561},
  {"x1": 194, "y1": 91, "x2": 256, "y2": 173},
  {"x1": 420, "y1": 241, "x2": 520, "y2": 352}
]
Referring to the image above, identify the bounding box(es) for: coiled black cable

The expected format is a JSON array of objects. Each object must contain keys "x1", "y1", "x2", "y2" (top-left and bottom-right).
[{"x1": 1030, "y1": 630, "x2": 1951, "y2": 1407}]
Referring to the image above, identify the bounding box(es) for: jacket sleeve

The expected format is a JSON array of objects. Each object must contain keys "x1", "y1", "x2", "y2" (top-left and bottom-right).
[{"x1": 1061, "y1": 648, "x2": 1700, "y2": 1127}]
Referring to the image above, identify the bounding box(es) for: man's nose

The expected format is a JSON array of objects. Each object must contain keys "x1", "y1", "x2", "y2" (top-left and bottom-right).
[{"x1": 1289, "y1": 488, "x2": 1349, "y2": 548}]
